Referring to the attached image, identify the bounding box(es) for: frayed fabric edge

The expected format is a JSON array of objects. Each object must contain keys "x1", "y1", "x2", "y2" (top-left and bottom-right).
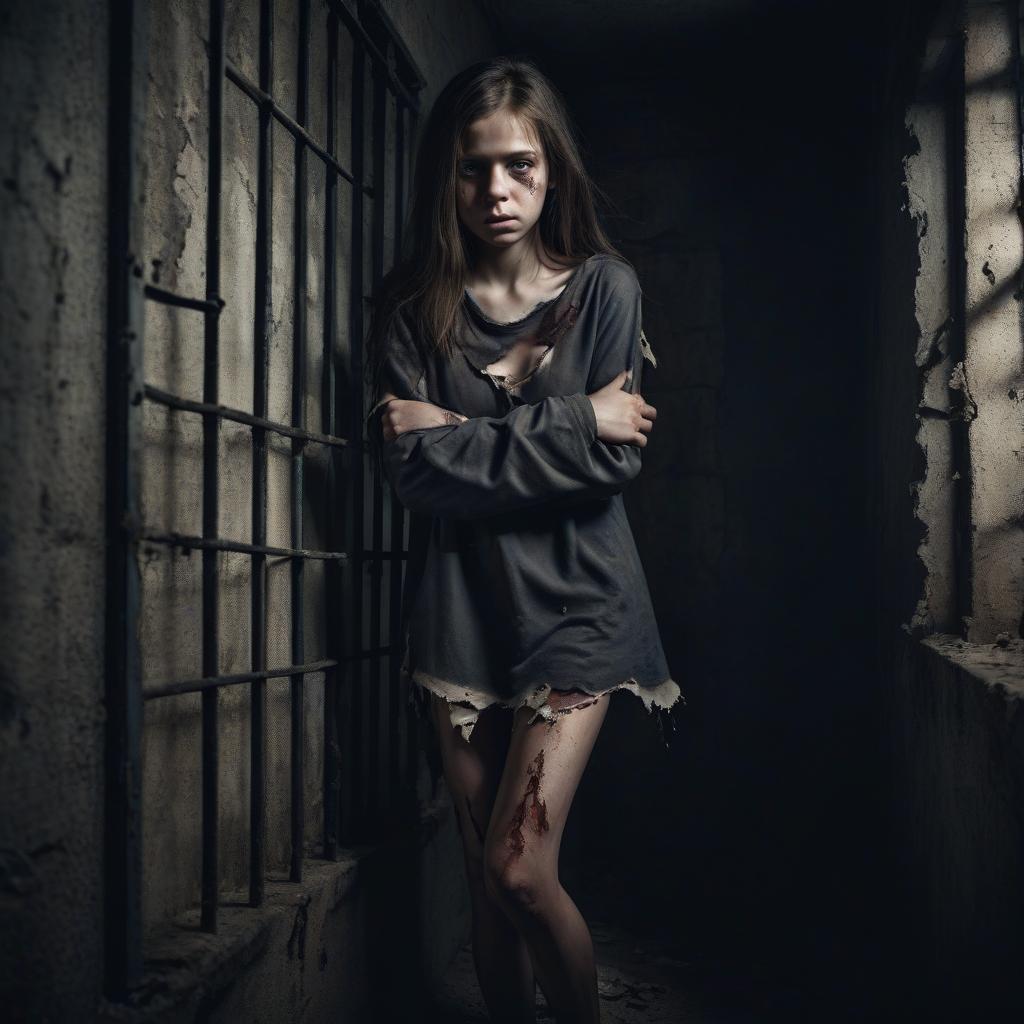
[{"x1": 405, "y1": 665, "x2": 685, "y2": 749}]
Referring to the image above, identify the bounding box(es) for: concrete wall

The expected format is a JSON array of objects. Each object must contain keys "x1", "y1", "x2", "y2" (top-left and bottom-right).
[
  {"x1": 538, "y1": 16, "x2": 882, "y2": 989},
  {"x1": 868, "y1": 0, "x2": 1024, "y2": 1015},
  {"x1": 1, "y1": 0, "x2": 496, "y2": 1019},
  {"x1": 0, "y1": 0, "x2": 111, "y2": 1016},
  {"x1": 961, "y1": 0, "x2": 1024, "y2": 641}
]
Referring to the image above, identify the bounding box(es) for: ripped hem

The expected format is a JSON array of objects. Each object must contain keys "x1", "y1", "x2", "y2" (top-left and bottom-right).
[{"x1": 406, "y1": 667, "x2": 685, "y2": 750}]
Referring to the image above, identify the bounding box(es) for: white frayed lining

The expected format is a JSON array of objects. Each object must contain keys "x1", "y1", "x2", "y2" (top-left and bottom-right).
[{"x1": 407, "y1": 665, "x2": 683, "y2": 744}]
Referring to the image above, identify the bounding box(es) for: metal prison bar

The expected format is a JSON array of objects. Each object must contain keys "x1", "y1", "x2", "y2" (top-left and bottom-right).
[{"x1": 104, "y1": 0, "x2": 423, "y2": 999}]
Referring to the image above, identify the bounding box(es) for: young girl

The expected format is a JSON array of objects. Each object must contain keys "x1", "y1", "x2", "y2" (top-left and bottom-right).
[{"x1": 365, "y1": 57, "x2": 683, "y2": 1024}]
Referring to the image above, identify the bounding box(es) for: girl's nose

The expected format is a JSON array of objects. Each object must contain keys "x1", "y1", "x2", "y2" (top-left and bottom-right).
[{"x1": 484, "y1": 166, "x2": 509, "y2": 202}]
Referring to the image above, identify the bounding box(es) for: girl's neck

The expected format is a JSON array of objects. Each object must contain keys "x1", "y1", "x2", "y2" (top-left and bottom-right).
[{"x1": 467, "y1": 232, "x2": 555, "y2": 292}]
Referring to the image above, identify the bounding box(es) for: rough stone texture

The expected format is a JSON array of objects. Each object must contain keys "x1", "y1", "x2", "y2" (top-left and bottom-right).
[
  {"x1": 884, "y1": 634, "x2": 1024, "y2": 1017},
  {"x1": 2, "y1": 0, "x2": 494, "y2": 1019},
  {"x1": 136, "y1": 0, "x2": 496, "y2": 935},
  {"x1": 961, "y1": 0, "x2": 1024, "y2": 641},
  {"x1": 0, "y1": 0, "x2": 110, "y2": 1018},
  {"x1": 903, "y1": 84, "x2": 958, "y2": 635},
  {"x1": 95, "y1": 796, "x2": 468, "y2": 1024},
  {"x1": 868, "y1": 0, "x2": 1024, "y2": 1015}
]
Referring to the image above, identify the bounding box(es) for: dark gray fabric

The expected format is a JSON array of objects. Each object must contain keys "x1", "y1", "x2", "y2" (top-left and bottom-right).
[{"x1": 367, "y1": 253, "x2": 683, "y2": 736}]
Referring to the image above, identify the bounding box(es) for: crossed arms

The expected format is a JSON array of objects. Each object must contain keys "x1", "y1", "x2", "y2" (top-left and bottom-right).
[{"x1": 369, "y1": 270, "x2": 655, "y2": 521}]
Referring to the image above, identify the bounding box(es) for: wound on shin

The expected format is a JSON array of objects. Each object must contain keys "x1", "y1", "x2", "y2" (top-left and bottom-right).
[{"x1": 506, "y1": 749, "x2": 550, "y2": 858}]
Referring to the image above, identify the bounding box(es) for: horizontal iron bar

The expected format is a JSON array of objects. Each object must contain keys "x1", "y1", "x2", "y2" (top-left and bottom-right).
[
  {"x1": 144, "y1": 283, "x2": 225, "y2": 314},
  {"x1": 141, "y1": 530, "x2": 347, "y2": 561},
  {"x1": 328, "y1": 0, "x2": 423, "y2": 108},
  {"x1": 144, "y1": 384, "x2": 353, "y2": 449},
  {"x1": 144, "y1": 658, "x2": 340, "y2": 699},
  {"x1": 143, "y1": 643, "x2": 398, "y2": 700},
  {"x1": 225, "y1": 58, "x2": 372, "y2": 197}
]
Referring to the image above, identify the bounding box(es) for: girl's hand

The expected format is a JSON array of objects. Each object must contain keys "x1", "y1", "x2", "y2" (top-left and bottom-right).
[
  {"x1": 378, "y1": 393, "x2": 468, "y2": 442},
  {"x1": 586, "y1": 370, "x2": 657, "y2": 446}
]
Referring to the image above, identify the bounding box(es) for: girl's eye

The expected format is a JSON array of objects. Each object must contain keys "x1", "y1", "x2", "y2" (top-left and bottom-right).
[{"x1": 458, "y1": 161, "x2": 532, "y2": 176}]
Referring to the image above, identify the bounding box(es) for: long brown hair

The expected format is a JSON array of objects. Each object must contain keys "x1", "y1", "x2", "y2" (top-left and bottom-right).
[{"x1": 366, "y1": 56, "x2": 625, "y2": 405}]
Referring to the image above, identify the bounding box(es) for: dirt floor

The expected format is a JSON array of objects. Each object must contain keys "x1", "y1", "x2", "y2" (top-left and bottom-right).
[{"x1": 420, "y1": 916, "x2": 829, "y2": 1023}]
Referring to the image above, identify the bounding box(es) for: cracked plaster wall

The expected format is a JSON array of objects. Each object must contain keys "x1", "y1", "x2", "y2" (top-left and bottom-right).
[
  {"x1": 1, "y1": 0, "x2": 495, "y2": 1018},
  {"x1": 138, "y1": 0, "x2": 493, "y2": 933},
  {"x1": 0, "y1": 0, "x2": 110, "y2": 1018},
  {"x1": 869, "y1": 0, "x2": 1024, "y2": 1014}
]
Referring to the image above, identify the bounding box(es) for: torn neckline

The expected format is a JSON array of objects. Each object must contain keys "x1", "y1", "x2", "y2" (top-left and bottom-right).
[{"x1": 462, "y1": 254, "x2": 594, "y2": 333}]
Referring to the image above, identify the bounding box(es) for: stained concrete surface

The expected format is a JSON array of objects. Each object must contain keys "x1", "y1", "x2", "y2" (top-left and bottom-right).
[{"x1": 421, "y1": 917, "x2": 864, "y2": 1024}]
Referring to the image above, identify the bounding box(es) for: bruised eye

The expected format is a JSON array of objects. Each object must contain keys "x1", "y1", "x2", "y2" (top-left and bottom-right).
[{"x1": 458, "y1": 160, "x2": 534, "y2": 176}]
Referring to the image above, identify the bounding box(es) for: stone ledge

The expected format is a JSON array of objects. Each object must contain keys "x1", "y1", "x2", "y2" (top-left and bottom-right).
[
  {"x1": 97, "y1": 792, "x2": 459, "y2": 1024},
  {"x1": 919, "y1": 633, "x2": 1024, "y2": 698}
]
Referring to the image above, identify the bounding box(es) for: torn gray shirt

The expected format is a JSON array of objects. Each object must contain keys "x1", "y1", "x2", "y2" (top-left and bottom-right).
[{"x1": 366, "y1": 252, "x2": 684, "y2": 745}]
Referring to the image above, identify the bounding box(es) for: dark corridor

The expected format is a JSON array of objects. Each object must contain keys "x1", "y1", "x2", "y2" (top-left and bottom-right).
[{"x1": 3, "y1": 0, "x2": 1024, "y2": 1022}]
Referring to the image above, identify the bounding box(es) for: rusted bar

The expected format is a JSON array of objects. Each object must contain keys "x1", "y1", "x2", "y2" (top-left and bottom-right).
[
  {"x1": 200, "y1": 0, "x2": 226, "y2": 935},
  {"x1": 323, "y1": 4, "x2": 342, "y2": 863},
  {"x1": 249, "y1": 0, "x2": 274, "y2": 909},
  {"x1": 403, "y1": 103, "x2": 419, "y2": 797},
  {"x1": 143, "y1": 283, "x2": 224, "y2": 313},
  {"x1": 327, "y1": 0, "x2": 423, "y2": 109},
  {"x1": 289, "y1": 0, "x2": 312, "y2": 886},
  {"x1": 224, "y1": 57, "x2": 372, "y2": 197},
  {"x1": 140, "y1": 531, "x2": 346, "y2": 561},
  {"x1": 143, "y1": 646, "x2": 392, "y2": 703},
  {"x1": 143, "y1": 384, "x2": 352, "y2": 449},
  {"x1": 343, "y1": 32, "x2": 367, "y2": 844},
  {"x1": 144, "y1": 659, "x2": 341, "y2": 700},
  {"x1": 368, "y1": 44, "x2": 388, "y2": 822},
  {"x1": 390, "y1": 97, "x2": 408, "y2": 804}
]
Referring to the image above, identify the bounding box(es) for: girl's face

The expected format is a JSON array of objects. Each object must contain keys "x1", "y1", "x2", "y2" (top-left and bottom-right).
[{"x1": 455, "y1": 108, "x2": 552, "y2": 252}]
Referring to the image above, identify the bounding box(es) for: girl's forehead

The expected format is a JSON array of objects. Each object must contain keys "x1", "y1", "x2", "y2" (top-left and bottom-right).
[{"x1": 459, "y1": 109, "x2": 542, "y2": 155}]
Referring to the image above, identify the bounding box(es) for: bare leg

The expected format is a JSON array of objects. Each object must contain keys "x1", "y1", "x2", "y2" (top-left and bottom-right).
[
  {"x1": 428, "y1": 692, "x2": 537, "y2": 1024},
  {"x1": 483, "y1": 694, "x2": 610, "y2": 1024}
]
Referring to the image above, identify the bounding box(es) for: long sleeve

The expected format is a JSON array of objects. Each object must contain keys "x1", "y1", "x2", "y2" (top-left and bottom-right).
[{"x1": 372, "y1": 266, "x2": 651, "y2": 522}]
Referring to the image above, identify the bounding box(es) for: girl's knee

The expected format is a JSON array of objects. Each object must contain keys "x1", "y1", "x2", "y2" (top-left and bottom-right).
[{"x1": 482, "y1": 847, "x2": 557, "y2": 915}]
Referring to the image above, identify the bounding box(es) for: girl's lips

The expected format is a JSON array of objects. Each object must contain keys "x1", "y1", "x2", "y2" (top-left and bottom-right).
[
  {"x1": 485, "y1": 216, "x2": 517, "y2": 228},
  {"x1": 485, "y1": 215, "x2": 516, "y2": 223}
]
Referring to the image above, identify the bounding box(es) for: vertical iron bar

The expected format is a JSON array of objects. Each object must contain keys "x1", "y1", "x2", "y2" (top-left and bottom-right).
[
  {"x1": 346, "y1": 35, "x2": 367, "y2": 842},
  {"x1": 290, "y1": 0, "x2": 311, "y2": 883},
  {"x1": 389, "y1": 98, "x2": 407, "y2": 804},
  {"x1": 368, "y1": 46, "x2": 387, "y2": 823},
  {"x1": 249, "y1": 0, "x2": 273, "y2": 907},
  {"x1": 403, "y1": 104, "x2": 419, "y2": 796},
  {"x1": 323, "y1": 6, "x2": 341, "y2": 861},
  {"x1": 200, "y1": 0, "x2": 226, "y2": 934},
  {"x1": 104, "y1": 0, "x2": 148, "y2": 996}
]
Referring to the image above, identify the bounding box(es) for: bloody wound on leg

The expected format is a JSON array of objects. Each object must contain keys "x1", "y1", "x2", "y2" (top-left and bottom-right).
[{"x1": 506, "y1": 749, "x2": 549, "y2": 859}]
